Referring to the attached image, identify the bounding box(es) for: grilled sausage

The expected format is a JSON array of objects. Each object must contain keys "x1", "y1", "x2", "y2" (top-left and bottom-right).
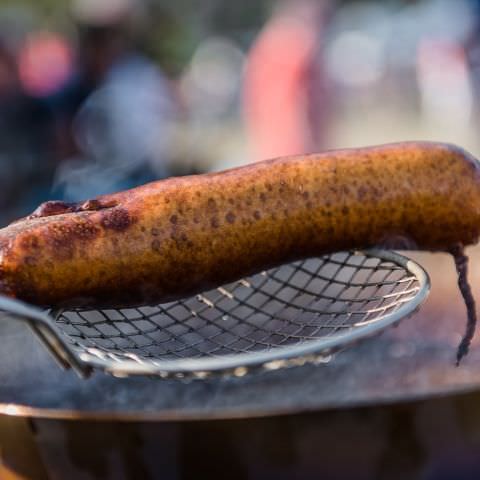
[{"x1": 0, "y1": 141, "x2": 479, "y2": 308}]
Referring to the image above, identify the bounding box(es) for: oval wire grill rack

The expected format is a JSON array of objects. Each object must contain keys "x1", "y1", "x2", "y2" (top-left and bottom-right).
[{"x1": 0, "y1": 250, "x2": 429, "y2": 379}]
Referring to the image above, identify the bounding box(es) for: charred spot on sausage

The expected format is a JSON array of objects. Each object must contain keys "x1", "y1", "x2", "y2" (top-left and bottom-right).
[{"x1": 101, "y1": 208, "x2": 134, "y2": 231}]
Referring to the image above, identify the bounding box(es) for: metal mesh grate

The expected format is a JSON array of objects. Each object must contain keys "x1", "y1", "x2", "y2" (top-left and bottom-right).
[{"x1": 54, "y1": 251, "x2": 423, "y2": 371}]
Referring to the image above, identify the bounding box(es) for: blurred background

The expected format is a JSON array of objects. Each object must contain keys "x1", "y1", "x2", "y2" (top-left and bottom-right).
[{"x1": 0, "y1": 0, "x2": 479, "y2": 224}]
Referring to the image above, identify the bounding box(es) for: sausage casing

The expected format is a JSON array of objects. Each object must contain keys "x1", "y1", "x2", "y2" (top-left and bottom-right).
[{"x1": 1, "y1": 141, "x2": 479, "y2": 307}]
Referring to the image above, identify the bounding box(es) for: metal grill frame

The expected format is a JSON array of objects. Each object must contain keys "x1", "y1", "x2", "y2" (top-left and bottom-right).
[{"x1": 0, "y1": 250, "x2": 430, "y2": 379}]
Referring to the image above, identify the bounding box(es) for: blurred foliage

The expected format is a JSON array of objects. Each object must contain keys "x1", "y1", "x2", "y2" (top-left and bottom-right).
[
  {"x1": 142, "y1": 0, "x2": 276, "y2": 75},
  {"x1": 0, "y1": 0, "x2": 275, "y2": 75},
  {"x1": 0, "y1": 0, "x2": 70, "y2": 26}
]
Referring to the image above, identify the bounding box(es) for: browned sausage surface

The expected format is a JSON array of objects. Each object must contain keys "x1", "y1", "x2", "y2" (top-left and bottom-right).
[{"x1": 1, "y1": 141, "x2": 479, "y2": 307}]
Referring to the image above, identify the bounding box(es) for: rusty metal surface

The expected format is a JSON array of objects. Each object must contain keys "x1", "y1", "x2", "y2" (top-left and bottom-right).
[{"x1": 0, "y1": 248, "x2": 480, "y2": 420}]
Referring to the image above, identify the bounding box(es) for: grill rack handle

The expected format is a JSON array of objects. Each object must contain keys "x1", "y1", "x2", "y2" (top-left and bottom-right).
[{"x1": 0, "y1": 296, "x2": 92, "y2": 378}]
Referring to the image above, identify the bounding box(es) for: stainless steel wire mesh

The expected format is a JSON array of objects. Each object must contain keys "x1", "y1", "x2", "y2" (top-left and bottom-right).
[{"x1": 42, "y1": 250, "x2": 428, "y2": 377}]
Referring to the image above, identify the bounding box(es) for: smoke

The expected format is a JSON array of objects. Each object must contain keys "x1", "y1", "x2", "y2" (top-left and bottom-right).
[{"x1": 53, "y1": 55, "x2": 178, "y2": 201}]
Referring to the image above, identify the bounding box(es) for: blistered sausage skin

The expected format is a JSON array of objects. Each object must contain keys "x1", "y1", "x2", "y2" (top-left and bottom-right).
[{"x1": 1, "y1": 141, "x2": 480, "y2": 308}]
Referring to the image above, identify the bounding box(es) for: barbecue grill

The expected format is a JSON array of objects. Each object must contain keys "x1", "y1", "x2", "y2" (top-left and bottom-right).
[{"x1": 2, "y1": 249, "x2": 480, "y2": 479}]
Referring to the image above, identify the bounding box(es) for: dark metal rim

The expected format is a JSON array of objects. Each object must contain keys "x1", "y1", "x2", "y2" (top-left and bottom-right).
[{"x1": 4, "y1": 373, "x2": 480, "y2": 423}]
